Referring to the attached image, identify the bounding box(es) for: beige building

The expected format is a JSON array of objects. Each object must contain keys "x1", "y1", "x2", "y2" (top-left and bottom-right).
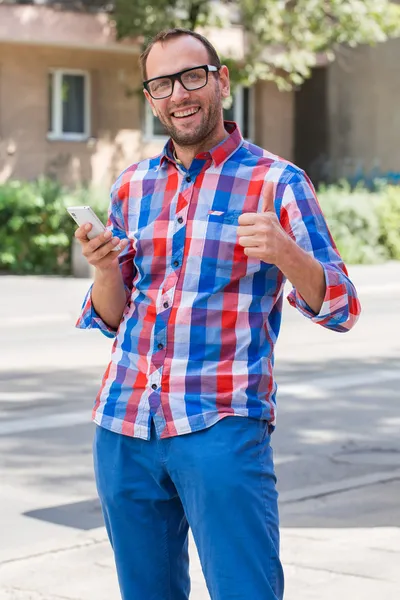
[
  {"x1": 0, "y1": 4, "x2": 293, "y2": 189},
  {"x1": 1, "y1": 4, "x2": 398, "y2": 189},
  {"x1": 327, "y1": 38, "x2": 400, "y2": 183},
  {"x1": 295, "y1": 38, "x2": 400, "y2": 184}
]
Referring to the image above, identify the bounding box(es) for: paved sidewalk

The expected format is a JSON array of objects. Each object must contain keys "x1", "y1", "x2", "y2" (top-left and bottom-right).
[
  {"x1": 0, "y1": 262, "x2": 399, "y2": 599},
  {"x1": 1, "y1": 509, "x2": 400, "y2": 600}
]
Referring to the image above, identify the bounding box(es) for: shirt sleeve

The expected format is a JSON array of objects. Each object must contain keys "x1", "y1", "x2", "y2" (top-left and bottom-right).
[
  {"x1": 75, "y1": 178, "x2": 136, "y2": 337},
  {"x1": 277, "y1": 170, "x2": 361, "y2": 332}
]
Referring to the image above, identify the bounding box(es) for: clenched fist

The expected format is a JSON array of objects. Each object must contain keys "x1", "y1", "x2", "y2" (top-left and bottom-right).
[{"x1": 237, "y1": 181, "x2": 290, "y2": 266}]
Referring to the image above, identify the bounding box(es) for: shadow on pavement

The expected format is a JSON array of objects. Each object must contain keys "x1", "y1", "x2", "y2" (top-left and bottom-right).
[
  {"x1": 24, "y1": 498, "x2": 103, "y2": 530},
  {"x1": 0, "y1": 356, "x2": 399, "y2": 530}
]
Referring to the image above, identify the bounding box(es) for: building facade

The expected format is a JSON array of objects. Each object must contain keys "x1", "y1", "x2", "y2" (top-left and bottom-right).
[
  {"x1": 295, "y1": 39, "x2": 400, "y2": 185},
  {"x1": 0, "y1": 4, "x2": 294, "y2": 189}
]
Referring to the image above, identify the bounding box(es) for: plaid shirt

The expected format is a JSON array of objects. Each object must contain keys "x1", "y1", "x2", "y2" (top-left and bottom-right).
[{"x1": 76, "y1": 122, "x2": 361, "y2": 440}]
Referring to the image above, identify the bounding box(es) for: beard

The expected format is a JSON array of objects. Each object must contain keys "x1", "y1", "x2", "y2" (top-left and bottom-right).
[{"x1": 156, "y1": 84, "x2": 223, "y2": 147}]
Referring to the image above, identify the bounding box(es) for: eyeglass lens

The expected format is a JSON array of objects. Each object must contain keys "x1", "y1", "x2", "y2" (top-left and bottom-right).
[{"x1": 148, "y1": 68, "x2": 207, "y2": 98}]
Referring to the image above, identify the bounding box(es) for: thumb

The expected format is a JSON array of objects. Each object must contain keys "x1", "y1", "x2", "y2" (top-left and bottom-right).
[{"x1": 261, "y1": 181, "x2": 276, "y2": 213}]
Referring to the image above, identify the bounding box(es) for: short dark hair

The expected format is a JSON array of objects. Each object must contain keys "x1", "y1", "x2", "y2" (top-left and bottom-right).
[{"x1": 139, "y1": 28, "x2": 222, "y2": 80}]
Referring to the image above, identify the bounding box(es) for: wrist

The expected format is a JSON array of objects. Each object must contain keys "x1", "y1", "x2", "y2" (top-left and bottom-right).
[
  {"x1": 94, "y1": 262, "x2": 122, "y2": 286},
  {"x1": 274, "y1": 232, "x2": 295, "y2": 271}
]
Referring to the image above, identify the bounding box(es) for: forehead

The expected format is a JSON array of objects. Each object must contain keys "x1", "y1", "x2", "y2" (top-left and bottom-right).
[{"x1": 146, "y1": 36, "x2": 210, "y2": 79}]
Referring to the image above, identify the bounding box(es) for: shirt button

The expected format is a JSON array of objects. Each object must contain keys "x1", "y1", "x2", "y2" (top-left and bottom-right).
[
  {"x1": 163, "y1": 301, "x2": 169, "y2": 309},
  {"x1": 186, "y1": 176, "x2": 191, "y2": 182},
  {"x1": 173, "y1": 260, "x2": 179, "y2": 267},
  {"x1": 157, "y1": 343, "x2": 164, "y2": 350},
  {"x1": 151, "y1": 384, "x2": 157, "y2": 390},
  {"x1": 178, "y1": 217, "x2": 183, "y2": 224}
]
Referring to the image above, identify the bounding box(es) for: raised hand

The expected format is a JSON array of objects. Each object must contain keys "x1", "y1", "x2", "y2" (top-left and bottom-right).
[
  {"x1": 237, "y1": 181, "x2": 290, "y2": 266},
  {"x1": 75, "y1": 223, "x2": 128, "y2": 270}
]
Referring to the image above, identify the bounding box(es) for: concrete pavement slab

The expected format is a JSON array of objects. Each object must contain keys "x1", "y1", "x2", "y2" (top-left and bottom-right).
[{"x1": 1, "y1": 264, "x2": 399, "y2": 599}]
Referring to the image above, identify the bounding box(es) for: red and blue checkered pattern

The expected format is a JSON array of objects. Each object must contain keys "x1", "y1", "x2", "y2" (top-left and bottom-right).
[{"x1": 76, "y1": 122, "x2": 361, "y2": 439}]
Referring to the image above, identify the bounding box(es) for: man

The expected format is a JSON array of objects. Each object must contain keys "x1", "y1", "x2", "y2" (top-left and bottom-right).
[{"x1": 75, "y1": 28, "x2": 361, "y2": 600}]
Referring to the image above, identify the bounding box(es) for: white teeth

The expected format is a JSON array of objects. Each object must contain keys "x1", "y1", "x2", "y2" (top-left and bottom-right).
[{"x1": 173, "y1": 107, "x2": 199, "y2": 118}]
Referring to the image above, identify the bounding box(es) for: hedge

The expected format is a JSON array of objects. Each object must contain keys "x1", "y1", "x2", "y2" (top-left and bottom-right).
[
  {"x1": 0, "y1": 179, "x2": 108, "y2": 275},
  {"x1": 0, "y1": 178, "x2": 399, "y2": 275},
  {"x1": 317, "y1": 181, "x2": 400, "y2": 264}
]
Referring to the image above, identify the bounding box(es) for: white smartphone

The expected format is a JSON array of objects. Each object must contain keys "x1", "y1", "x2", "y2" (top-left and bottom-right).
[{"x1": 66, "y1": 205, "x2": 121, "y2": 251}]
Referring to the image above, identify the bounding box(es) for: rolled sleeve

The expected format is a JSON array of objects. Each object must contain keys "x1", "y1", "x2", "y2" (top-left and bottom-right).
[
  {"x1": 287, "y1": 262, "x2": 361, "y2": 332},
  {"x1": 278, "y1": 169, "x2": 361, "y2": 332},
  {"x1": 75, "y1": 284, "x2": 118, "y2": 338}
]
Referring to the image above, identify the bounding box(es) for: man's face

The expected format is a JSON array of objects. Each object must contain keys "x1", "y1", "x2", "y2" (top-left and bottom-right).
[{"x1": 143, "y1": 36, "x2": 230, "y2": 146}]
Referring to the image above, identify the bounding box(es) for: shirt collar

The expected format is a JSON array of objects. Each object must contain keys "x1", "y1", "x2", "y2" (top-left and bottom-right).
[{"x1": 160, "y1": 121, "x2": 243, "y2": 169}]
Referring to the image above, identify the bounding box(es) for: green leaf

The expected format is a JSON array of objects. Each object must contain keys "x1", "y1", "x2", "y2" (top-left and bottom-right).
[{"x1": 112, "y1": 0, "x2": 400, "y2": 88}]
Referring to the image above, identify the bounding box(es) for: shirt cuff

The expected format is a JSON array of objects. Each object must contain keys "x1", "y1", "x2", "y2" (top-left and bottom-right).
[
  {"x1": 75, "y1": 284, "x2": 117, "y2": 338},
  {"x1": 286, "y1": 262, "x2": 350, "y2": 327}
]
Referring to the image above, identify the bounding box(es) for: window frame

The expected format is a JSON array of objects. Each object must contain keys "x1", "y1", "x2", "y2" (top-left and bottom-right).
[
  {"x1": 143, "y1": 85, "x2": 254, "y2": 142},
  {"x1": 47, "y1": 68, "x2": 91, "y2": 142}
]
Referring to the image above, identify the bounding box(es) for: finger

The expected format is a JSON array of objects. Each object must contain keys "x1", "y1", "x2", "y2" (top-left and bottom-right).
[
  {"x1": 262, "y1": 181, "x2": 276, "y2": 213},
  {"x1": 106, "y1": 238, "x2": 129, "y2": 259},
  {"x1": 237, "y1": 224, "x2": 259, "y2": 237},
  {"x1": 243, "y1": 247, "x2": 262, "y2": 258},
  {"x1": 74, "y1": 223, "x2": 93, "y2": 242},
  {"x1": 238, "y1": 235, "x2": 261, "y2": 248},
  {"x1": 110, "y1": 237, "x2": 128, "y2": 253},
  {"x1": 84, "y1": 229, "x2": 114, "y2": 254},
  {"x1": 90, "y1": 237, "x2": 127, "y2": 261},
  {"x1": 95, "y1": 247, "x2": 126, "y2": 267},
  {"x1": 238, "y1": 212, "x2": 258, "y2": 226},
  {"x1": 75, "y1": 224, "x2": 112, "y2": 249}
]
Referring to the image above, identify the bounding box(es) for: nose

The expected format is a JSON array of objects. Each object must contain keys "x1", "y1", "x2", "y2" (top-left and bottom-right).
[{"x1": 170, "y1": 79, "x2": 190, "y2": 103}]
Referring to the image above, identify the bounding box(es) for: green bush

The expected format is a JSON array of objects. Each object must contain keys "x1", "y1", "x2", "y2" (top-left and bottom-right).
[
  {"x1": 0, "y1": 177, "x2": 399, "y2": 274},
  {"x1": 0, "y1": 178, "x2": 108, "y2": 275},
  {"x1": 317, "y1": 181, "x2": 400, "y2": 264},
  {"x1": 378, "y1": 185, "x2": 400, "y2": 260}
]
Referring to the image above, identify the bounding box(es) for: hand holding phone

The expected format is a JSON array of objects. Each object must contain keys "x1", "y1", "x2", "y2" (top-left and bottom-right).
[{"x1": 67, "y1": 205, "x2": 121, "y2": 252}]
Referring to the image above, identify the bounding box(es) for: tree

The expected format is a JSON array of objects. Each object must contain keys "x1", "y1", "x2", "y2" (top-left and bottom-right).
[{"x1": 112, "y1": 0, "x2": 400, "y2": 89}]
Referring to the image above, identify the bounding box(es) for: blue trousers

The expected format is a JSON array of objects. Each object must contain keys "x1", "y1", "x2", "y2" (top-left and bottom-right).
[{"x1": 93, "y1": 416, "x2": 284, "y2": 600}]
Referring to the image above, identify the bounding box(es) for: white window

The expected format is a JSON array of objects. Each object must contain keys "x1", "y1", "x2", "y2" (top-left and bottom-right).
[
  {"x1": 48, "y1": 70, "x2": 90, "y2": 141},
  {"x1": 144, "y1": 86, "x2": 253, "y2": 141}
]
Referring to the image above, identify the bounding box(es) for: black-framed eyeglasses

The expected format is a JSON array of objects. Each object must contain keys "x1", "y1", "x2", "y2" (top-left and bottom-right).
[{"x1": 143, "y1": 65, "x2": 220, "y2": 99}]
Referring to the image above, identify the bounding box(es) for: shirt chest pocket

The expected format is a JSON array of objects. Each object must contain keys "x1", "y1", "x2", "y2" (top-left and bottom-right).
[{"x1": 200, "y1": 210, "x2": 261, "y2": 276}]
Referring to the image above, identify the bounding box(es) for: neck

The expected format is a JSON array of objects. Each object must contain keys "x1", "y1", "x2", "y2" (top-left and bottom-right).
[{"x1": 173, "y1": 121, "x2": 228, "y2": 170}]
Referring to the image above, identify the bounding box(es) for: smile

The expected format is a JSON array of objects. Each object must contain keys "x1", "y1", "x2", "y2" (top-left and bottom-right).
[{"x1": 172, "y1": 107, "x2": 200, "y2": 119}]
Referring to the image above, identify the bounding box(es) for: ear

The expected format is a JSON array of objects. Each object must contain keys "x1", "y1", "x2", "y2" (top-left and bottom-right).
[
  {"x1": 219, "y1": 65, "x2": 230, "y2": 99},
  {"x1": 143, "y1": 89, "x2": 158, "y2": 117}
]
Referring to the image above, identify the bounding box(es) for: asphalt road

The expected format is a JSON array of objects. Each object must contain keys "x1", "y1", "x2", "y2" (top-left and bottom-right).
[{"x1": 0, "y1": 263, "x2": 399, "y2": 599}]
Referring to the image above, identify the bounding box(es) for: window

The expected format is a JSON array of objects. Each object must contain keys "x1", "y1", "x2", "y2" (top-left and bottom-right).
[
  {"x1": 144, "y1": 86, "x2": 253, "y2": 141},
  {"x1": 48, "y1": 70, "x2": 90, "y2": 141}
]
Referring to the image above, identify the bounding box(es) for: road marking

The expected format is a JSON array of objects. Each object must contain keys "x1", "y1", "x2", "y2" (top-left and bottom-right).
[
  {"x1": 278, "y1": 369, "x2": 400, "y2": 398},
  {"x1": 2, "y1": 280, "x2": 399, "y2": 329},
  {"x1": 279, "y1": 468, "x2": 400, "y2": 504},
  {"x1": 0, "y1": 411, "x2": 89, "y2": 435},
  {"x1": 356, "y1": 282, "x2": 400, "y2": 295},
  {"x1": 0, "y1": 392, "x2": 62, "y2": 402},
  {"x1": 0, "y1": 368, "x2": 399, "y2": 436},
  {"x1": 274, "y1": 454, "x2": 300, "y2": 466},
  {"x1": 0, "y1": 314, "x2": 73, "y2": 327}
]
